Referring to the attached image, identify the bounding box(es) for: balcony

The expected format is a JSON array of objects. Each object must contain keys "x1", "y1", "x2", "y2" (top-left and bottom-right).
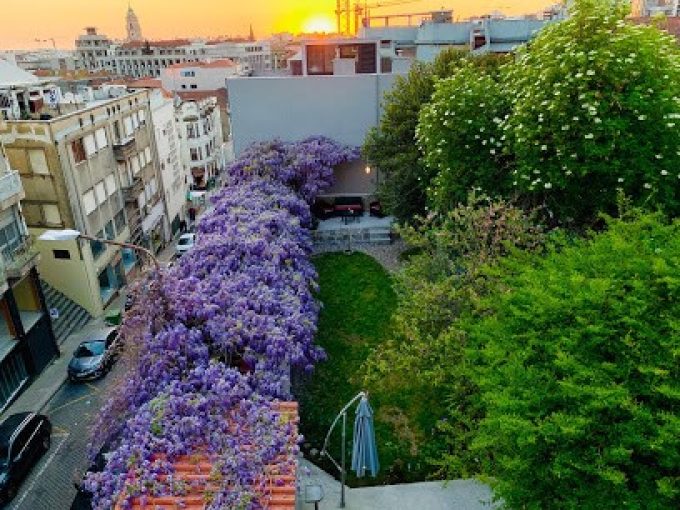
[
  {"x1": 113, "y1": 136, "x2": 137, "y2": 161},
  {"x1": 0, "y1": 171, "x2": 25, "y2": 210},
  {"x1": 1, "y1": 236, "x2": 40, "y2": 280},
  {"x1": 121, "y1": 176, "x2": 144, "y2": 203}
]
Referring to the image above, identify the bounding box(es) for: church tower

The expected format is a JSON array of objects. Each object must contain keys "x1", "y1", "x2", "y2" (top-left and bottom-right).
[{"x1": 126, "y1": 3, "x2": 144, "y2": 42}]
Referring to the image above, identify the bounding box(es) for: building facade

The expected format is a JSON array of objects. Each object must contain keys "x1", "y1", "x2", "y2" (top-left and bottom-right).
[
  {"x1": 0, "y1": 134, "x2": 59, "y2": 412},
  {"x1": 0, "y1": 89, "x2": 164, "y2": 317},
  {"x1": 149, "y1": 89, "x2": 187, "y2": 237},
  {"x1": 175, "y1": 96, "x2": 227, "y2": 191},
  {"x1": 75, "y1": 28, "x2": 273, "y2": 78}
]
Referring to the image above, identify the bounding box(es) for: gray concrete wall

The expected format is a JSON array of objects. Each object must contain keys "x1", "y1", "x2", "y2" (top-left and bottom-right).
[{"x1": 227, "y1": 74, "x2": 401, "y2": 155}]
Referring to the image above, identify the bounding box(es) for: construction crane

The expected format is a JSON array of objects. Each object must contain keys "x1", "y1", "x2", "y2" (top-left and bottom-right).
[{"x1": 336, "y1": 0, "x2": 423, "y2": 35}]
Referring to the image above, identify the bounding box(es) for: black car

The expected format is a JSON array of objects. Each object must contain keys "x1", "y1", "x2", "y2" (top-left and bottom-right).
[
  {"x1": 67, "y1": 326, "x2": 120, "y2": 382},
  {"x1": 0, "y1": 412, "x2": 51, "y2": 503}
]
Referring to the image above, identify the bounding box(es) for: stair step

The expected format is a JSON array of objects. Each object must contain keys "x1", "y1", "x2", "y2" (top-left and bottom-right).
[{"x1": 39, "y1": 279, "x2": 92, "y2": 344}]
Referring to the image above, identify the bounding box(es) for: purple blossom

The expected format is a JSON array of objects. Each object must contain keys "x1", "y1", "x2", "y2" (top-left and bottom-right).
[{"x1": 85, "y1": 138, "x2": 358, "y2": 509}]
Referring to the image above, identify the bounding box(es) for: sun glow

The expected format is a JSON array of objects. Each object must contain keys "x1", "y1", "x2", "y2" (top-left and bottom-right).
[{"x1": 301, "y1": 15, "x2": 336, "y2": 34}]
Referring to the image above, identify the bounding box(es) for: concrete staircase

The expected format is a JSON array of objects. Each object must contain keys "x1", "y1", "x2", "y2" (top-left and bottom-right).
[{"x1": 40, "y1": 280, "x2": 92, "y2": 345}]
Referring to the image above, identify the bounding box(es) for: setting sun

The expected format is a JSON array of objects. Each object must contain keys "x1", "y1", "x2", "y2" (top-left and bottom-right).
[{"x1": 301, "y1": 14, "x2": 336, "y2": 34}]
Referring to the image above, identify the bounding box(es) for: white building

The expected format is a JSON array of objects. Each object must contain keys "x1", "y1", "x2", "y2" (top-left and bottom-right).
[
  {"x1": 75, "y1": 28, "x2": 274, "y2": 78},
  {"x1": 149, "y1": 89, "x2": 187, "y2": 237},
  {"x1": 160, "y1": 60, "x2": 240, "y2": 92},
  {"x1": 0, "y1": 59, "x2": 62, "y2": 121},
  {"x1": 175, "y1": 96, "x2": 227, "y2": 190}
]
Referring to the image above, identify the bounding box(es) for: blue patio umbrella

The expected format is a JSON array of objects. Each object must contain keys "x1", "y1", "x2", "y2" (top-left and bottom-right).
[{"x1": 351, "y1": 395, "x2": 379, "y2": 477}]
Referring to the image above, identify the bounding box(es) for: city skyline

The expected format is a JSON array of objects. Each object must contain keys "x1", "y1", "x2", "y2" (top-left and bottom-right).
[{"x1": 1, "y1": 0, "x2": 554, "y2": 49}]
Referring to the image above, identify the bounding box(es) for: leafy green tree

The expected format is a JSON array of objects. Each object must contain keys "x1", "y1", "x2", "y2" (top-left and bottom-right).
[
  {"x1": 364, "y1": 50, "x2": 503, "y2": 223},
  {"x1": 417, "y1": 61, "x2": 512, "y2": 212},
  {"x1": 364, "y1": 194, "x2": 546, "y2": 477},
  {"x1": 503, "y1": 0, "x2": 680, "y2": 224},
  {"x1": 468, "y1": 212, "x2": 680, "y2": 508}
]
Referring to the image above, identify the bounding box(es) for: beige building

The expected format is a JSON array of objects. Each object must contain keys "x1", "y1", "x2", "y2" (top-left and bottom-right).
[
  {"x1": 0, "y1": 90, "x2": 163, "y2": 317},
  {"x1": 0, "y1": 133, "x2": 58, "y2": 411}
]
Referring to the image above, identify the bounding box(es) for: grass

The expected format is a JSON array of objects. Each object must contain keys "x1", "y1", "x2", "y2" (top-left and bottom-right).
[{"x1": 295, "y1": 252, "x2": 431, "y2": 486}]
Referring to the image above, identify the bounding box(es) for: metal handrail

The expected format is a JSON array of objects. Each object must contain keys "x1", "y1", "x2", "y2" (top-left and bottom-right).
[{"x1": 320, "y1": 390, "x2": 367, "y2": 508}]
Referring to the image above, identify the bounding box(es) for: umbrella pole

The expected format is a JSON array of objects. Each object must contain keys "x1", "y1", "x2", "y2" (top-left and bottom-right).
[{"x1": 341, "y1": 411, "x2": 347, "y2": 508}]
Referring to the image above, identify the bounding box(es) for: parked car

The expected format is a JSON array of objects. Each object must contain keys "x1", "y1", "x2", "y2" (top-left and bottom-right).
[
  {"x1": 67, "y1": 326, "x2": 120, "y2": 382},
  {"x1": 0, "y1": 412, "x2": 51, "y2": 504},
  {"x1": 175, "y1": 233, "x2": 196, "y2": 256}
]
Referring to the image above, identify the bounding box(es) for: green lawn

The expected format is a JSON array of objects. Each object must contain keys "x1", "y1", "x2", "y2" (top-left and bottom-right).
[{"x1": 295, "y1": 252, "x2": 432, "y2": 486}]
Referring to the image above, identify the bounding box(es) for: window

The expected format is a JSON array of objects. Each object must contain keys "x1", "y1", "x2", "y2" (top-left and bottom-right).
[
  {"x1": 190, "y1": 147, "x2": 200, "y2": 161},
  {"x1": 131, "y1": 156, "x2": 141, "y2": 175},
  {"x1": 95, "y1": 181, "x2": 107, "y2": 204},
  {"x1": 187, "y1": 123, "x2": 199, "y2": 139},
  {"x1": 138, "y1": 151, "x2": 146, "y2": 167},
  {"x1": 90, "y1": 233, "x2": 105, "y2": 259},
  {"x1": 42, "y1": 204, "x2": 61, "y2": 225},
  {"x1": 190, "y1": 84, "x2": 197, "y2": 89},
  {"x1": 105, "y1": 174, "x2": 117, "y2": 196},
  {"x1": 132, "y1": 113, "x2": 140, "y2": 130},
  {"x1": 71, "y1": 138, "x2": 86, "y2": 164},
  {"x1": 139, "y1": 109, "x2": 146, "y2": 124},
  {"x1": 53, "y1": 249, "x2": 70, "y2": 260},
  {"x1": 95, "y1": 128, "x2": 108, "y2": 149},
  {"x1": 150, "y1": 177, "x2": 158, "y2": 196},
  {"x1": 124, "y1": 116, "x2": 133, "y2": 136},
  {"x1": 84, "y1": 134, "x2": 97, "y2": 157},
  {"x1": 144, "y1": 146, "x2": 152, "y2": 163},
  {"x1": 105, "y1": 220, "x2": 115, "y2": 240},
  {"x1": 82, "y1": 190, "x2": 96, "y2": 215},
  {"x1": 181, "y1": 70, "x2": 195, "y2": 77},
  {"x1": 114, "y1": 210, "x2": 126, "y2": 233},
  {"x1": 28, "y1": 149, "x2": 49, "y2": 175}
]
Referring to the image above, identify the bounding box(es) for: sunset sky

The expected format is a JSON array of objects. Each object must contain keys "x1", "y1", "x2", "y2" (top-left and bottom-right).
[{"x1": 1, "y1": 0, "x2": 554, "y2": 49}]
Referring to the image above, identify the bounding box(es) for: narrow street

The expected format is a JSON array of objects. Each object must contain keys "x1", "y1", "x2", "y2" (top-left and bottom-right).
[{"x1": 5, "y1": 353, "x2": 122, "y2": 510}]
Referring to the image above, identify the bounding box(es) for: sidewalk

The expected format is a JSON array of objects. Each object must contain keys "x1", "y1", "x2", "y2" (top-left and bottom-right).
[
  {"x1": 296, "y1": 457, "x2": 499, "y2": 510},
  {"x1": 0, "y1": 294, "x2": 125, "y2": 420}
]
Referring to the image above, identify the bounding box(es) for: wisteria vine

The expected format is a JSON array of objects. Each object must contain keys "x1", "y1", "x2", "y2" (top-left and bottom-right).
[{"x1": 84, "y1": 136, "x2": 359, "y2": 509}]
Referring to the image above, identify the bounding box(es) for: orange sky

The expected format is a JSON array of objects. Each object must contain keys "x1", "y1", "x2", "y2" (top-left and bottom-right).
[{"x1": 0, "y1": 0, "x2": 554, "y2": 50}]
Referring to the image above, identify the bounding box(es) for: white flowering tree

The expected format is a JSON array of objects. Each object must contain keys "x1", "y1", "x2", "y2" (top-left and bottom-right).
[
  {"x1": 504, "y1": 0, "x2": 680, "y2": 223},
  {"x1": 417, "y1": 62, "x2": 511, "y2": 212}
]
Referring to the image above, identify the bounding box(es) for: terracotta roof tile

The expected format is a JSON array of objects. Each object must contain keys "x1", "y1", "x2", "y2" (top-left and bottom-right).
[
  {"x1": 127, "y1": 78, "x2": 163, "y2": 89},
  {"x1": 177, "y1": 88, "x2": 229, "y2": 110},
  {"x1": 114, "y1": 402, "x2": 298, "y2": 510}
]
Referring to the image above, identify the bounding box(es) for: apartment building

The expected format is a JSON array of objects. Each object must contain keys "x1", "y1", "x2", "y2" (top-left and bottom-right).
[
  {"x1": 176, "y1": 96, "x2": 227, "y2": 190},
  {"x1": 149, "y1": 89, "x2": 188, "y2": 237},
  {"x1": 0, "y1": 89, "x2": 164, "y2": 316},
  {"x1": 0, "y1": 134, "x2": 58, "y2": 411},
  {"x1": 75, "y1": 29, "x2": 273, "y2": 78}
]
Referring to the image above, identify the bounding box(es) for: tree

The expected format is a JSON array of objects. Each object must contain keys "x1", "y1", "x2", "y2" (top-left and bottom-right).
[
  {"x1": 363, "y1": 50, "x2": 477, "y2": 223},
  {"x1": 417, "y1": 61, "x2": 511, "y2": 212},
  {"x1": 468, "y1": 212, "x2": 680, "y2": 508},
  {"x1": 503, "y1": 0, "x2": 680, "y2": 224},
  {"x1": 363, "y1": 194, "x2": 546, "y2": 478}
]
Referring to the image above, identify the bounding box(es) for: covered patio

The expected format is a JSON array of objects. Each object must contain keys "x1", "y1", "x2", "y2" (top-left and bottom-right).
[{"x1": 312, "y1": 212, "x2": 394, "y2": 247}]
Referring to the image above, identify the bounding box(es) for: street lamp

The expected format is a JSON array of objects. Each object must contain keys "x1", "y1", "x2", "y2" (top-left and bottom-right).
[{"x1": 38, "y1": 229, "x2": 160, "y2": 271}]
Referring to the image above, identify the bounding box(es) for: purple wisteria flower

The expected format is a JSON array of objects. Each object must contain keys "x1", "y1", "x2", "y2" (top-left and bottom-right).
[{"x1": 85, "y1": 137, "x2": 358, "y2": 509}]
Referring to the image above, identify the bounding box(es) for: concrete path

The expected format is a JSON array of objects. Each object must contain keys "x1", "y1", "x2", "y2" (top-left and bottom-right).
[{"x1": 296, "y1": 457, "x2": 499, "y2": 510}]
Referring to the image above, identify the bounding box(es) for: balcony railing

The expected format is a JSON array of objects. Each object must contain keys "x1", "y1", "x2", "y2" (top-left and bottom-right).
[
  {"x1": 121, "y1": 176, "x2": 144, "y2": 203},
  {"x1": 113, "y1": 136, "x2": 137, "y2": 161},
  {"x1": 0, "y1": 171, "x2": 24, "y2": 207},
  {"x1": 1, "y1": 235, "x2": 40, "y2": 280}
]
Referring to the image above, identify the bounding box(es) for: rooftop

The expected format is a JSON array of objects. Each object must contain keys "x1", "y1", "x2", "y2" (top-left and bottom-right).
[{"x1": 114, "y1": 401, "x2": 298, "y2": 510}]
